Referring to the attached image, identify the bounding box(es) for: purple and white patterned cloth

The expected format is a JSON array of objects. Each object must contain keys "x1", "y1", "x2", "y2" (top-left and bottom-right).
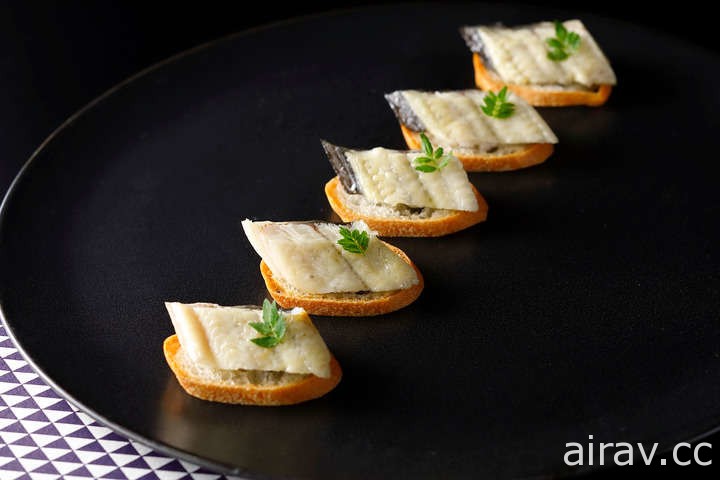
[{"x1": 0, "y1": 321, "x2": 243, "y2": 480}]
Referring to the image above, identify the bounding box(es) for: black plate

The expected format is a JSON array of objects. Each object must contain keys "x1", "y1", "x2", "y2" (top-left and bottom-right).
[{"x1": 1, "y1": 4, "x2": 719, "y2": 479}]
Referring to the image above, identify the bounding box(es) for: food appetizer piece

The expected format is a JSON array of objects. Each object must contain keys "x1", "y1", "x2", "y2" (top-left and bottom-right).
[
  {"x1": 385, "y1": 89, "x2": 558, "y2": 171},
  {"x1": 242, "y1": 219, "x2": 423, "y2": 316},
  {"x1": 163, "y1": 300, "x2": 341, "y2": 405},
  {"x1": 322, "y1": 139, "x2": 488, "y2": 237},
  {"x1": 460, "y1": 20, "x2": 616, "y2": 106}
]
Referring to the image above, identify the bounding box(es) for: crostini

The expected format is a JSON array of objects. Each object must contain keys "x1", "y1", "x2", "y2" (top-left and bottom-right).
[
  {"x1": 242, "y1": 219, "x2": 423, "y2": 316},
  {"x1": 164, "y1": 301, "x2": 342, "y2": 405},
  {"x1": 460, "y1": 20, "x2": 616, "y2": 106},
  {"x1": 322, "y1": 140, "x2": 488, "y2": 237},
  {"x1": 386, "y1": 89, "x2": 558, "y2": 171}
]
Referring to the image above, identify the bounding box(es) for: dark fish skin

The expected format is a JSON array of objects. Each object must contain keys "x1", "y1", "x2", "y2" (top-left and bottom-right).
[
  {"x1": 384, "y1": 91, "x2": 425, "y2": 132},
  {"x1": 320, "y1": 140, "x2": 361, "y2": 194},
  {"x1": 459, "y1": 25, "x2": 495, "y2": 70}
]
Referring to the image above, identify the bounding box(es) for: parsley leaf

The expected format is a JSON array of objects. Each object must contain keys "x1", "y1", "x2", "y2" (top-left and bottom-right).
[
  {"x1": 412, "y1": 133, "x2": 454, "y2": 172},
  {"x1": 249, "y1": 299, "x2": 286, "y2": 348},
  {"x1": 481, "y1": 86, "x2": 516, "y2": 119},
  {"x1": 420, "y1": 132, "x2": 434, "y2": 156},
  {"x1": 546, "y1": 20, "x2": 581, "y2": 62},
  {"x1": 251, "y1": 336, "x2": 282, "y2": 348},
  {"x1": 338, "y1": 226, "x2": 369, "y2": 254}
]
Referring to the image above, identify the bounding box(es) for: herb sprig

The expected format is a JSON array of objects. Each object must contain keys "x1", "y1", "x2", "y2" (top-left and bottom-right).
[
  {"x1": 338, "y1": 226, "x2": 369, "y2": 254},
  {"x1": 249, "y1": 299, "x2": 286, "y2": 348},
  {"x1": 481, "y1": 86, "x2": 515, "y2": 119},
  {"x1": 546, "y1": 20, "x2": 581, "y2": 62},
  {"x1": 413, "y1": 133, "x2": 453, "y2": 172}
]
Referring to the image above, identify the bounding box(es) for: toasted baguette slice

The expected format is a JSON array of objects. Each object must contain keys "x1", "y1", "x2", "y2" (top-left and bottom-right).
[
  {"x1": 164, "y1": 335, "x2": 342, "y2": 405},
  {"x1": 325, "y1": 177, "x2": 487, "y2": 237},
  {"x1": 400, "y1": 123, "x2": 554, "y2": 171},
  {"x1": 472, "y1": 53, "x2": 612, "y2": 107},
  {"x1": 260, "y1": 243, "x2": 423, "y2": 316}
]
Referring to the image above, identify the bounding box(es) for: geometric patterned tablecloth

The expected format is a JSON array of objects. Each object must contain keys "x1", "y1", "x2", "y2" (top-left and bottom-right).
[{"x1": 0, "y1": 321, "x2": 243, "y2": 480}]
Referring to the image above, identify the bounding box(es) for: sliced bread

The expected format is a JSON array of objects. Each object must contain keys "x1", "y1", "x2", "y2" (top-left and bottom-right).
[
  {"x1": 259, "y1": 243, "x2": 424, "y2": 316},
  {"x1": 400, "y1": 124, "x2": 555, "y2": 171},
  {"x1": 386, "y1": 89, "x2": 557, "y2": 172},
  {"x1": 324, "y1": 176, "x2": 487, "y2": 237},
  {"x1": 163, "y1": 302, "x2": 342, "y2": 405},
  {"x1": 461, "y1": 20, "x2": 616, "y2": 107},
  {"x1": 164, "y1": 335, "x2": 342, "y2": 405},
  {"x1": 471, "y1": 53, "x2": 612, "y2": 107}
]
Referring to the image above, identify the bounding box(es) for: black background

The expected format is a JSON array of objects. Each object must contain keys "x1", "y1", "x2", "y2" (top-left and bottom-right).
[
  {"x1": 2, "y1": 0, "x2": 720, "y2": 196},
  {"x1": 0, "y1": 1, "x2": 718, "y2": 477}
]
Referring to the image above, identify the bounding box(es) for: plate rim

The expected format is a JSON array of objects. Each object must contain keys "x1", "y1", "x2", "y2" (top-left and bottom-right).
[{"x1": 0, "y1": 10, "x2": 352, "y2": 478}]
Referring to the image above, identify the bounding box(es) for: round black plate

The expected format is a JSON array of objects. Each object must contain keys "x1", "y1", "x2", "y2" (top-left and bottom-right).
[{"x1": 1, "y1": 4, "x2": 719, "y2": 479}]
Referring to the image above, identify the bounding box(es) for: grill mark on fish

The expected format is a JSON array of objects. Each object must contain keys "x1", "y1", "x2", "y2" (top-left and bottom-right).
[
  {"x1": 324, "y1": 143, "x2": 479, "y2": 212},
  {"x1": 462, "y1": 20, "x2": 616, "y2": 88},
  {"x1": 310, "y1": 223, "x2": 371, "y2": 292},
  {"x1": 398, "y1": 90, "x2": 558, "y2": 146}
]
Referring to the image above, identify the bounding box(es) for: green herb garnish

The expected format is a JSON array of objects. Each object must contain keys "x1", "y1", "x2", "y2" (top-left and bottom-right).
[
  {"x1": 413, "y1": 133, "x2": 454, "y2": 172},
  {"x1": 546, "y1": 20, "x2": 581, "y2": 62},
  {"x1": 481, "y1": 86, "x2": 515, "y2": 119},
  {"x1": 337, "y1": 226, "x2": 369, "y2": 254},
  {"x1": 249, "y1": 299, "x2": 286, "y2": 348}
]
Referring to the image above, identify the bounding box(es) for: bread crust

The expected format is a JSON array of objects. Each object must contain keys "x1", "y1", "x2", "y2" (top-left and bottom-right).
[
  {"x1": 472, "y1": 53, "x2": 612, "y2": 107},
  {"x1": 324, "y1": 176, "x2": 487, "y2": 237},
  {"x1": 260, "y1": 244, "x2": 424, "y2": 316},
  {"x1": 399, "y1": 124, "x2": 553, "y2": 172},
  {"x1": 163, "y1": 335, "x2": 342, "y2": 405}
]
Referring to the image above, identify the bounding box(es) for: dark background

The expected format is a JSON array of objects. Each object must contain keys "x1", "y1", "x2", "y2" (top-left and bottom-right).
[
  {"x1": 2, "y1": 0, "x2": 720, "y2": 195},
  {"x1": 0, "y1": 1, "x2": 717, "y2": 477}
]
